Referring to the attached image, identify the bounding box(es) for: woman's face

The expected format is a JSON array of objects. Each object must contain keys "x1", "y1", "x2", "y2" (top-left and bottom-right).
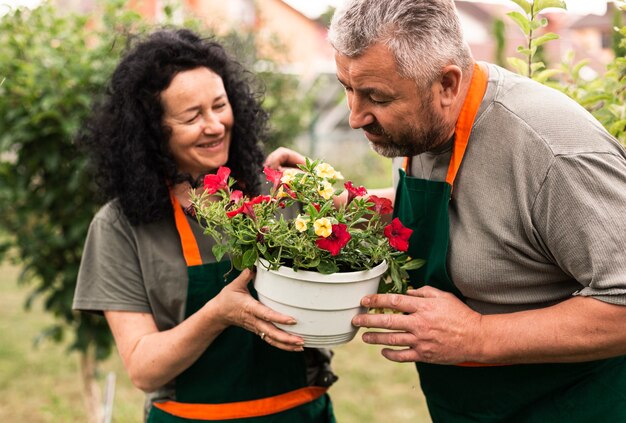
[{"x1": 161, "y1": 67, "x2": 234, "y2": 179}]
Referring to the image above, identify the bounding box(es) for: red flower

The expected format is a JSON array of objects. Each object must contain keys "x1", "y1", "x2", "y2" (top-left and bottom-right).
[
  {"x1": 241, "y1": 201, "x2": 257, "y2": 220},
  {"x1": 250, "y1": 195, "x2": 272, "y2": 205},
  {"x1": 369, "y1": 195, "x2": 393, "y2": 215},
  {"x1": 204, "y1": 167, "x2": 230, "y2": 194},
  {"x1": 229, "y1": 190, "x2": 243, "y2": 203},
  {"x1": 226, "y1": 195, "x2": 271, "y2": 220},
  {"x1": 263, "y1": 166, "x2": 283, "y2": 191},
  {"x1": 316, "y1": 223, "x2": 351, "y2": 256},
  {"x1": 384, "y1": 218, "x2": 413, "y2": 252},
  {"x1": 312, "y1": 203, "x2": 321, "y2": 212},
  {"x1": 226, "y1": 205, "x2": 244, "y2": 218},
  {"x1": 344, "y1": 181, "x2": 367, "y2": 205},
  {"x1": 283, "y1": 185, "x2": 297, "y2": 199}
]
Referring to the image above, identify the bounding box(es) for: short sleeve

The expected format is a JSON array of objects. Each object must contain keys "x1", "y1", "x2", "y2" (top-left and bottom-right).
[
  {"x1": 533, "y1": 152, "x2": 626, "y2": 305},
  {"x1": 73, "y1": 203, "x2": 152, "y2": 314}
]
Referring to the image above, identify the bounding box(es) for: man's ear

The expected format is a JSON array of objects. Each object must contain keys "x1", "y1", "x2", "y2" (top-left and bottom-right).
[{"x1": 438, "y1": 65, "x2": 463, "y2": 108}]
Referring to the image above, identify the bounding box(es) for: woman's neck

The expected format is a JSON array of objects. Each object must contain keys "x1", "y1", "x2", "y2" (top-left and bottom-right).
[{"x1": 171, "y1": 181, "x2": 199, "y2": 209}]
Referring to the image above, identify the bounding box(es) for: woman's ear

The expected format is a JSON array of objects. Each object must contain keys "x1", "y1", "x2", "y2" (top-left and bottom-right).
[{"x1": 437, "y1": 65, "x2": 463, "y2": 108}]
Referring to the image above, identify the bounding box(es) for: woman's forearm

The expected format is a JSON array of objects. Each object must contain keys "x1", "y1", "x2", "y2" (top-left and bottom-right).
[{"x1": 106, "y1": 299, "x2": 227, "y2": 392}]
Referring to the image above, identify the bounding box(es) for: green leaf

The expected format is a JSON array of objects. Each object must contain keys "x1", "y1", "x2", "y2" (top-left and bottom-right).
[
  {"x1": 232, "y1": 254, "x2": 243, "y2": 271},
  {"x1": 532, "y1": 32, "x2": 559, "y2": 47},
  {"x1": 242, "y1": 248, "x2": 258, "y2": 268},
  {"x1": 507, "y1": 11, "x2": 531, "y2": 35},
  {"x1": 402, "y1": 258, "x2": 425, "y2": 271},
  {"x1": 530, "y1": 18, "x2": 549, "y2": 31},
  {"x1": 530, "y1": 61, "x2": 546, "y2": 72},
  {"x1": 507, "y1": 57, "x2": 529, "y2": 77},
  {"x1": 212, "y1": 244, "x2": 229, "y2": 262},
  {"x1": 317, "y1": 260, "x2": 339, "y2": 274},
  {"x1": 509, "y1": 0, "x2": 532, "y2": 14},
  {"x1": 535, "y1": 0, "x2": 567, "y2": 13},
  {"x1": 532, "y1": 68, "x2": 562, "y2": 83}
]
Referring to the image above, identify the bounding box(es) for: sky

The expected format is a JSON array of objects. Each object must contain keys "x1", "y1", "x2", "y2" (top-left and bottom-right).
[
  {"x1": 2, "y1": 0, "x2": 610, "y2": 18},
  {"x1": 283, "y1": 0, "x2": 608, "y2": 18}
]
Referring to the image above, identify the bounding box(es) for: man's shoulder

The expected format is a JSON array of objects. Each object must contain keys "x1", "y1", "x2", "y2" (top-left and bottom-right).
[{"x1": 481, "y1": 64, "x2": 621, "y2": 157}]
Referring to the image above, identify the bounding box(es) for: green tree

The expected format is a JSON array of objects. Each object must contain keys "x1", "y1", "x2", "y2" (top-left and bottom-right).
[{"x1": 0, "y1": 0, "x2": 316, "y2": 420}]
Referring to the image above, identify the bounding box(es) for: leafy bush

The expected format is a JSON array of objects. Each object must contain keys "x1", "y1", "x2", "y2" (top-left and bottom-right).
[
  {"x1": 506, "y1": 0, "x2": 626, "y2": 147},
  {"x1": 0, "y1": 0, "x2": 142, "y2": 360}
]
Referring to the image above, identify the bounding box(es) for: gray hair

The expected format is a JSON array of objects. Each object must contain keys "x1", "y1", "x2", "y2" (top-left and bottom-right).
[{"x1": 328, "y1": 0, "x2": 473, "y2": 85}]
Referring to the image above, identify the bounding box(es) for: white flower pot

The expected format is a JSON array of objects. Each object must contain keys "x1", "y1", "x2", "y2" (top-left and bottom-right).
[{"x1": 254, "y1": 259, "x2": 388, "y2": 348}]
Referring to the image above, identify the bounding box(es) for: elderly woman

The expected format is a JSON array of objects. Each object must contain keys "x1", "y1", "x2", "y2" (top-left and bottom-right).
[{"x1": 72, "y1": 28, "x2": 336, "y2": 422}]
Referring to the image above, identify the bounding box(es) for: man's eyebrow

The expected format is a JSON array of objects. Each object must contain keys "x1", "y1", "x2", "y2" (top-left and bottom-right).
[{"x1": 336, "y1": 77, "x2": 383, "y2": 94}]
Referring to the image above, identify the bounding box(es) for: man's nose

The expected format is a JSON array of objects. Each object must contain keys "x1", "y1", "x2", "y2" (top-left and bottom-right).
[{"x1": 347, "y1": 96, "x2": 374, "y2": 129}]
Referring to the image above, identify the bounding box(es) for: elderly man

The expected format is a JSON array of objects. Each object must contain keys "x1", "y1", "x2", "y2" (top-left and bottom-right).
[{"x1": 268, "y1": 0, "x2": 626, "y2": 420}]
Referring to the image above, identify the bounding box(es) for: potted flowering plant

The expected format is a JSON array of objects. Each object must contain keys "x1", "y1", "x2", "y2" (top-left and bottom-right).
[{"x1": 191, "y1": 158, "x2": 423, "y2": 346}]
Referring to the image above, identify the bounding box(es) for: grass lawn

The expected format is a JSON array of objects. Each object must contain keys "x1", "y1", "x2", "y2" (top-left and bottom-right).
[{"x1": 0, "y1": 262, "x2": 431, "y2": 422}]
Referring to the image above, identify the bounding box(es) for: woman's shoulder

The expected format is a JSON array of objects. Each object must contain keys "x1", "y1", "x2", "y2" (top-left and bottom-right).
[{"x1": 89, "y1": 199, "x2": 136, "y2": 236}]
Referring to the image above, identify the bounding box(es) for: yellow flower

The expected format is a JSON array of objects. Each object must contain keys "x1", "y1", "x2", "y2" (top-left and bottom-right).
[
  {"x1": 315, "y1": 163, "x2": 338, "y2": 179},
  {"x1": 276, "y1": 186, "x2": 290, "y2": 199},
  {"x1": 314, "y1": 217, "x2": 332, "y2": 238},
  {"x1": 333, "y1": 170, "x2": 344, "y2": 180},
  {"x1": 281, "y1": 168, "x2": 298, "y2": 184},
  {"x1": 318, "y1": 180, "x2": 334, "y2": 200},
  {"x1": 295, "y1": 215, "x2": 309, "y2": 232}
]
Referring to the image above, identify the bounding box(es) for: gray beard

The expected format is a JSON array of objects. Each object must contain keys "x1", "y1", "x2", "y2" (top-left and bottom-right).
[{"x1": 367, "y1": 120, "x2": 452, "y2": 158}]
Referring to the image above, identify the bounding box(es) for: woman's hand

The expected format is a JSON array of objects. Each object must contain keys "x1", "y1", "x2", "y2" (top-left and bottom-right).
[
  {"x1": 263, "y1": 147, "x2": 306, "y2": 171},
  {"x1": 211, "y1": 268, "x2": 305, "y2": 351}
]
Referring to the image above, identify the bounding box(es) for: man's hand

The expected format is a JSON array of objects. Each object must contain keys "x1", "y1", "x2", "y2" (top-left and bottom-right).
[{"x1": 352, "y1": 285, "x2": 483, "y2": 364}]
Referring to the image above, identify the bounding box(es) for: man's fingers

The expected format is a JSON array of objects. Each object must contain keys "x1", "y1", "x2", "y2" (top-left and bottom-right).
[
  {"x1": 381, "y1": 347, "x2": 420, "y2": 363},
  {"x1": 361, "y1": 330, "x2": 415, "y2": 347},
  {"x1": 406, "y1": 285, "x2": 447, "y2": 298},
  {"x1": 361, "y1": 293, "x2": 419, "y2": 313},
  {"x1": 352, "y1": 312, "x2": 414, "y2": 331}
]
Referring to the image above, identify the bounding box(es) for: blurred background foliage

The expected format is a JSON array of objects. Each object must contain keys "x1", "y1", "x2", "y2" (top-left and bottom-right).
[
  {"x1": 0, "y1": 0, "x2": 318, "y2": 362},
  {"x1": 4, "y1": 0, "x2": 626, "y2": 421}
]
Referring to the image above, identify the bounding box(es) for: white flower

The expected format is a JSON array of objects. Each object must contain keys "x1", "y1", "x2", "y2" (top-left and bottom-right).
[
  {"x1": 281, "y1": 168, "x2": 299, "y2": 184},
  {"x1": 315, "y1": 162, "x2": 342, "y2": 180},
  {"x1": 295, "y1": 215, "x2": 309, "y2": 232}
]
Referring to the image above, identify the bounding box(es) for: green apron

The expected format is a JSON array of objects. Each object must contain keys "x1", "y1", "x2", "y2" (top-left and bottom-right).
[
  {"x1": 146, "y1": 195, "x2": 334, "y2": 422},
  {"x1": 394, "y1": 63, "x2": 626, "y2": 422}
]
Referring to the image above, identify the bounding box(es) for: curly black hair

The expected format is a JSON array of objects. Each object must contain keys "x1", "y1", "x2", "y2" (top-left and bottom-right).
[{"x1": 78, "y1": 28, "x2": 268, "y2": 225}]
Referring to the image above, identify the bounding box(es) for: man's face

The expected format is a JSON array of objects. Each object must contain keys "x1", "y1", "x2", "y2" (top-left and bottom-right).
[{"x1": 335, "y1": 43, "x2": 454, "y2": 157}]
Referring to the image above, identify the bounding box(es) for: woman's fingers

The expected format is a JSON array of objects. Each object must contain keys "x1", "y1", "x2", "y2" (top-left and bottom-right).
[
  {"x1": 255, "y1": 321, "x2": 305, "y2": 352},
  {"x1": 263, "y1": 147, "x2": 306, "y2": 170}
]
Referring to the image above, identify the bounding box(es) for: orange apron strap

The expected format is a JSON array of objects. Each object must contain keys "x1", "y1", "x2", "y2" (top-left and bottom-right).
[
  {"x1": 445, "y1": 62, "x2": 488, "y2": 187},
  {"x1": 401, "y1": 63, "x2": 488, "y2": 185},
  {"x1": 152, "y1": 386, "x2": 327, "y2": 421},
  {"x1": 170, "y1": 191, "x2": 203, "y2": 267},
  {"x1": 402, "y1": 156, "x2": 411, "y2": 173}
]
